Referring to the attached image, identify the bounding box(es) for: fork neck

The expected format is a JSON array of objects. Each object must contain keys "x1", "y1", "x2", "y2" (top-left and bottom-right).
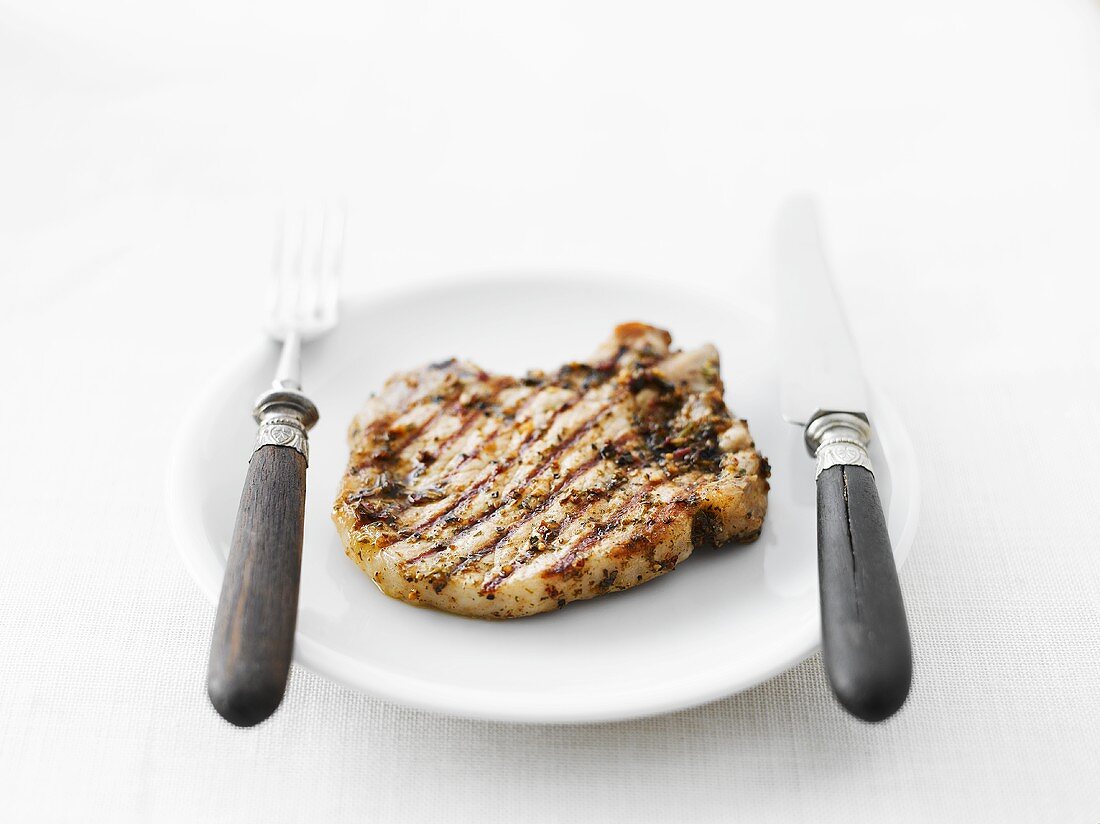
[{"x1": 273, "y1": 330, "x2": 303, "y2": 391}]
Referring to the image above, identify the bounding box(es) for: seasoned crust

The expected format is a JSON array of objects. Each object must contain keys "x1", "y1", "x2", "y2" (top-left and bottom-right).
[{"x1": 332, "y1": 323, "x2": 770, "y2": 618}]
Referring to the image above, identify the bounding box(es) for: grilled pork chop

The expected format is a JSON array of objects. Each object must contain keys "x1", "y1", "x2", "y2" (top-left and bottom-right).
[{"x1": 332, "y1": 323, "x2": 769, "y2": 618}]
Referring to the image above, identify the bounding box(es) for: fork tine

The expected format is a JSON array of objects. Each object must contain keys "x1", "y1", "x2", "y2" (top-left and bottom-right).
[
  {"x1": 267, "y1": 201, "x2": 343, "y2": 340},
  {"x1": 294, "y1": 209, "x2": 311, "y2": 326},
  {"x1": 273, "y1": 205, "x2": 304, "y2": 336},
  {"x1": 320, "y1": 203, "x2": 345, "y2": 321},
  {"x1": 310, "y1": 208, "x2": 329, "y2": 320}
]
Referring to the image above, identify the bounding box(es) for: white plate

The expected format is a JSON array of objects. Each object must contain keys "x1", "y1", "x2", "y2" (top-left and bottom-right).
[{"x1": 166, "y1": 274, "x2": 919, "y2": 723}]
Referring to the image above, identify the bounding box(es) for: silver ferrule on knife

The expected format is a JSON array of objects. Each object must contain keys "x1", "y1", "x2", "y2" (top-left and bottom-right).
[{"x1": 805, "y1": 411, "x2": 874, "y2": 479}]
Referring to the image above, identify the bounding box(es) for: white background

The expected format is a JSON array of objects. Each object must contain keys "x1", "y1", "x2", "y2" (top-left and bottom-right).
[{"x1": 2, "y1": 0, "x2": 1099, "y2": 821}]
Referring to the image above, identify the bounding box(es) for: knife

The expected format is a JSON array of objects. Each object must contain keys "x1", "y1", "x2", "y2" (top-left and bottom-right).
[{"x1": 775, "y1": 196, "x2": 912, "y2": 722}]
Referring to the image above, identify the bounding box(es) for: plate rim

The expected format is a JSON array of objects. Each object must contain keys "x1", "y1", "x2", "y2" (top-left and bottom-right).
[{"x1": 165, "y1": 271, "x2": 921, "y2": 723}]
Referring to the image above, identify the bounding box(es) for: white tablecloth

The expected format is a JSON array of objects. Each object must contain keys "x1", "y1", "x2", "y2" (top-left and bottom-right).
[{"x1": 3, "y1": 1, "x2": 1099, "y2": 821}]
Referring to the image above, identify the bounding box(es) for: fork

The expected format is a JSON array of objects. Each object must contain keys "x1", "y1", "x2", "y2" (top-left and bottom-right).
[{"x1": 207, "y1": 206, "x2": 344, "y2": 727}]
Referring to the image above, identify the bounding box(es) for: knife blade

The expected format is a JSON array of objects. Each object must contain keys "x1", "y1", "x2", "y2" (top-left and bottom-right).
[
  {"x1": 776, "y1": 196, "x2": 868, "y2": 426},
  {"x1": 773, "y1": 195, "x2": 912, "y2": 723}
]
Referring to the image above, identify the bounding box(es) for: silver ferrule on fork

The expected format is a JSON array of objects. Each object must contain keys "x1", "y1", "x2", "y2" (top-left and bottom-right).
[
  {"x1": 252, "y1": 387, "x2": 319, "y2": 464},
  {"x1": 805, "y1": 411, "x2": 874, "y2": 478}
]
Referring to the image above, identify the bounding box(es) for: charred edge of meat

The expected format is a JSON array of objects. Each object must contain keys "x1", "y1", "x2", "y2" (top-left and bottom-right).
[
  {"x1": 629, "y1": 387, "x2": 729, "y2": 475},
  {"x1": 555, "y1": 360, "x2": 620, "y2": 391},
  {"x1": 353, "y1": 499, "x2": 401, "y2": 528},
  {"x1": 348, "y1": 473, "x2": 449, "y2": 528},
  {"x1": 690, "y1": 507, "x2": 721, "y2": 549},
  {"x1": 758, "y1": 455, "x2": 772, "y2": 478},
  {"x1": 591, "y1": 344, "x2": 629, "y2": 372},
  {"x1": 626, "y1": 368, "x2": 676, "y2": 395}
]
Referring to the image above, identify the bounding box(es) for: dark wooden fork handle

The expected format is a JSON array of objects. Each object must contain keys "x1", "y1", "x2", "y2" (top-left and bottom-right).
[{"x1": 207, "y1": 445, "x2": 306, "y2": 727}]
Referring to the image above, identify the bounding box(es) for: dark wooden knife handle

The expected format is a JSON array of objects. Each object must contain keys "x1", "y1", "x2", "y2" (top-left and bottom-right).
[
  {"x1": 207, "y1": 445, "x2": 306, "y2": 727},
  {"x1": 817, "y1": 464, "x2": 912, "y2": 722}
]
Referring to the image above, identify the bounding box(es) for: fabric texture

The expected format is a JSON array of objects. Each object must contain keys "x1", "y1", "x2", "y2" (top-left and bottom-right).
[{"x1": 2, "y1": 0, "x2": 1100, "y2": 820}]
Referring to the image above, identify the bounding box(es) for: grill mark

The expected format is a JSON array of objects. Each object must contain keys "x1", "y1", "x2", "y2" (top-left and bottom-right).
[
  {"x1": 353, "y1": 340, "x2": 629, "y2": 457},
  {"x1": 404, "y1": 396, "x2": 619, "y2": 568},
  {"x1": 356, "y1": 365, "x2": 515, "y2": 460},
  {"x1": 390, "y1": 376, "x2": 519, "y2": 458},
  {"x1": 479, "y1": 431, "x2": 636, "y2": 592},
  {"x1": 458, "y1": 442, "x2": 620, "y2": 589},
  {"x1": 352, "y1": 381, "x2": 463, "y2": 461},
  {"x1": 349, "y1": 385, "x2": 534, "y2": 523},
  {"x1": 402, "y1": 391, "x2": 589, "y2": 543},
  {"x1": 402, "y1": 340, "x2": 676, "y2": 531},
  {"x1": 429, "y1": 404, "x2": 485, "y2": 455},
  {"x1": 543, "y1": 483, "x2": 661, "y2": 575},
  {"x1": 424, "y1": 416, "x2": 629, "y2": 591},
  {"x1": 436, "y1": 386, "x2": 544, "y2": 478},
  {"x1": 347, "y1": 385, "x2": 528, "y2": 528},
  {"x1": 348, "y1": 378, "x2": 429, "y2": 443},
  {"x1": 397, "y1": 346, "x2": 684, "y2": 564},
  {"x1": 397, "y1": 392, "x2": 546, "y2": 564},
  {"x1": 371, "y1": 402, "x2": 489, "y2": 519},
  {"x1": 349, "y1": 395, "x2": 466, "y2": 475},
  {"x1": 446, "y1": 398, "x2": 618, "y2": 536},
  {"x1": 396, "y1": 400, "x2": 460, "y2": 449},
  {"x1": 542, "y1": 475, "x2": 705, "y2": 577},
  {"x1": 401, "y1": 459, "x2": 517, "y2": 564},
  {"x1": 391, "y1": 346, "x2": 678, "y2": 567}
]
